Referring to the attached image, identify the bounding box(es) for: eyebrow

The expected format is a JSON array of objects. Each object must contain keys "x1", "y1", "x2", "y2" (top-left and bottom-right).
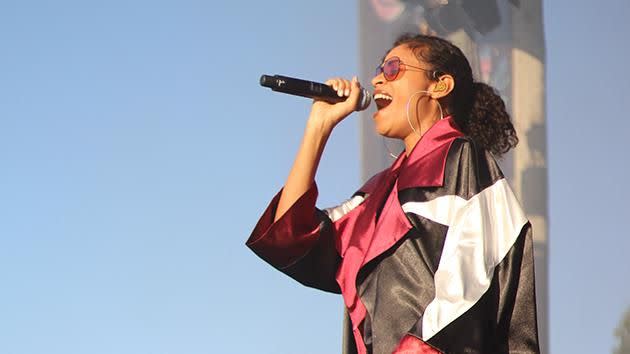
[{"x1": 378, "y1": 52, "x2": 390, "y2": 66}]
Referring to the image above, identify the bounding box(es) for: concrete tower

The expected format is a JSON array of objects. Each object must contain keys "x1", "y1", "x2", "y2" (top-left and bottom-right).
[{"x1": 358, "y1": 1, "x2": 548, "y2": 351}]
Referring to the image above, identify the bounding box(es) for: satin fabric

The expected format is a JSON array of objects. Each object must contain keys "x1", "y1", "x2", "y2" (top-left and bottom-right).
[
  {"x1": 246, "y1": 117, "x2": 540, "y2": 353},
  {"x1": 333, "y1": 118, "x2": 462, "y2": 353},
  {"x1": 393, "y1": 335, "x2": 441, "y2": 354}
]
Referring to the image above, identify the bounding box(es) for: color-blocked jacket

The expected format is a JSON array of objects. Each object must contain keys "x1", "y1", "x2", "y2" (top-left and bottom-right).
[{"x1": 247, "y1": 118, "x2": 540, "y2": 354}]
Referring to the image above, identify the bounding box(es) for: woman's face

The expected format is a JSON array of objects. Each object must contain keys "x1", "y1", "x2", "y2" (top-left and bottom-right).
[{"x1": 371, "y1": 44, "x2": 437, "y2": 142}]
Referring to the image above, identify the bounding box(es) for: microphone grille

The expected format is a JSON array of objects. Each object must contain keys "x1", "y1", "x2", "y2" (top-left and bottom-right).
[{"x1": 357, "y1": 89, "x2": 372, "y2": 111}]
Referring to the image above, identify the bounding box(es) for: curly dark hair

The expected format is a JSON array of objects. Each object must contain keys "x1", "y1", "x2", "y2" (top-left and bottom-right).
[{"x1": 391, "y1": 34, "x2": 518, "y2": 157}]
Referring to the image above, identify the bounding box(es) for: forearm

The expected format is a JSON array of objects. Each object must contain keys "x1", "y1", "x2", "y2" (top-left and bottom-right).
[
  {"x1": 274, "y1": 76, "x2": 361, "y2": 222},
  {"x1": 274, "y1": 121, "x2": 332, "y2": 222}
]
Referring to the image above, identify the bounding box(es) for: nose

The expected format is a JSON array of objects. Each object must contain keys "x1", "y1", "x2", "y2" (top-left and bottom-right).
[{"x1": 371, "y1": 73, "x2": 384, "y2": 88}]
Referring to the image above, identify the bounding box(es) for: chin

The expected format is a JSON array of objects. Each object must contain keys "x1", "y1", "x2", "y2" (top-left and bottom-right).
[
  {"x1": 373, "y1": 114, "x2": 403, "y2": 139},
  {"x1": 373, "y1": 111, "x2": 390, "y2": 135},
  {"x1": 373, "y1": 124, "x2": 399, "y2": 139},
  {"x1": 372, "y1": 119, "x2": 389, "y2": 137}
]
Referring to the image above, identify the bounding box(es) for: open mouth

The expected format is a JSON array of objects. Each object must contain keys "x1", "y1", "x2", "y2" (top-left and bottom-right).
[{"x1": 373, "y1": 92, "x2": 393, "y2": 110}]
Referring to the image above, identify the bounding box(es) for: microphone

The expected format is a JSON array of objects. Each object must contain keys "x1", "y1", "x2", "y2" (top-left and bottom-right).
[{"x1": 259, "y1": 74, "x2": 371, "y2": 111}]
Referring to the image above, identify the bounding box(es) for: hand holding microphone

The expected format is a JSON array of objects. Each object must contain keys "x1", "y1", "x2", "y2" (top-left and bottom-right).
[
  {"x1": 260, "y1": 74, "x2": 370, "y2": 222},
  {"x1": 260, "y1": 74, "x2": 371, "y2": 133}
]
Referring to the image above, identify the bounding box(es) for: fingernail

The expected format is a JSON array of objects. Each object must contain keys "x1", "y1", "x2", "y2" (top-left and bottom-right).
[
  {"x1": 338, "y1": 90, "x2": 343, "y2": 97},
  {"x1": 344, "y1": 89, "x2": 350, "y2": 96},
  {"x1": 352, "y1": 76, "x2": 357, "y2": 83}
]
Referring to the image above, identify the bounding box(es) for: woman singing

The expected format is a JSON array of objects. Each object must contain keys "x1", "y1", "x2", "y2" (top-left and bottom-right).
[{"x1": 246, "y1": 34, "x2": 540, "y2": 354}]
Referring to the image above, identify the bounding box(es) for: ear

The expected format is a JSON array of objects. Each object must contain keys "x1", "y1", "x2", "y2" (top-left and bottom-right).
[{"x1": 430, "y1": 74, "x2": 455, "y2": 99}]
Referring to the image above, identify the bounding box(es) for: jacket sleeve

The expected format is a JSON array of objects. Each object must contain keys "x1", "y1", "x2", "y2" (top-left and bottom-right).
[
  {"x1": 494, "y1": 223, "x2": 540, "y2": 353},
  {"x1": 424, "y1": 223, "x2": 540, "y2": 354},
  {"x1": 246, "y1": 182, "x2": 341, "y2": 293}
]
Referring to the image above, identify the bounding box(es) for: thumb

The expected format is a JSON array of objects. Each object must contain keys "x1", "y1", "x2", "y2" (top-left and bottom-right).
[{"x1": 347, "y1": 76, "x2": 362, "y2": 110}]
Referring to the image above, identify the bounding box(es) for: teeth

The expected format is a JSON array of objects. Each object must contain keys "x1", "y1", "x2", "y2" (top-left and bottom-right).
[{"x1": 374, "y1": 93, "x2": 393, "y2": 101}]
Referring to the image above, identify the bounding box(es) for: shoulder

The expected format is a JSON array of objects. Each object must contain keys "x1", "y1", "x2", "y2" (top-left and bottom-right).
[
  {"x1": 398, "y1": 137, "x2": 506, "y2": 203},
  {"x1": 444, "y1": 137, "x2": 504, "y2": 192}
]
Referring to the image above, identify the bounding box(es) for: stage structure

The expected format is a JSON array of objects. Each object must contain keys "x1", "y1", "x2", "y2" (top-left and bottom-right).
[{"x1": 357, "y1": 1, "x2": 548, "y2": 352}]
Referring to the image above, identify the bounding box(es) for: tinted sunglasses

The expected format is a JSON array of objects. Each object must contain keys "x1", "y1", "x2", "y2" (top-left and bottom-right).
[{"x1": 375, "y1": 56, "x2": 436, "y2": 81}]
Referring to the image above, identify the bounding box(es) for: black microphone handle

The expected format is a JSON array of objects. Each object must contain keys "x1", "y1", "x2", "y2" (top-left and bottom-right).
[{"x1": 260, "y1": 75, "x2": 344, "y2": 103}]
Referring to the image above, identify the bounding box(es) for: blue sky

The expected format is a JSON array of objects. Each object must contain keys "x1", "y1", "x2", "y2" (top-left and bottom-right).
[{"x1": 0, "y1": 1, "x2": 629, "y2": 353}]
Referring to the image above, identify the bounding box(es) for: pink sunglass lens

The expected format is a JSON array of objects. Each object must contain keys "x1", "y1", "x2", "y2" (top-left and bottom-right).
[{"x1": 383, "y1": 59, "x2": 399, "y2": 80}]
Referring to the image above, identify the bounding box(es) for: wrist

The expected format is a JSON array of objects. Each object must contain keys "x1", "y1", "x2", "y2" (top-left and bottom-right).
[{"x1": 305, "y1": 114, "x2": 335, "y2": 138}]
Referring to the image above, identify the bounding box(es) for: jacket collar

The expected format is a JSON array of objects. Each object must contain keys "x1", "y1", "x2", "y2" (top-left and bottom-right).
[{"x1": 397, "y1": 117, "x2": 464, "y2": 189}]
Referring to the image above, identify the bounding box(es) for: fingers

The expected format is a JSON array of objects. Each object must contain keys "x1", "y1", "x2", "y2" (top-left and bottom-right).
[
  {"x1": 321, "y1": 76, "x2": 363, "y2": 115},
  {"x1": 310, "y1": 76, "x2": 363, "y2": 128},
  {"x1": 325, "y1": 77, "x2": 353, "y2": 97}
]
